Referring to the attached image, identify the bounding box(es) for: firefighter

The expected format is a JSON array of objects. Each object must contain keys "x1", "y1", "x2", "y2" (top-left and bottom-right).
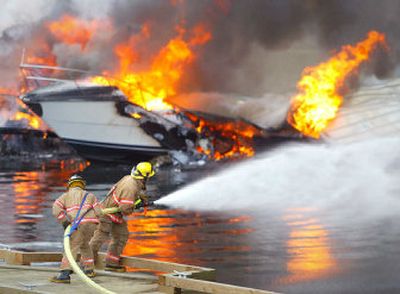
[
  {"x1": 89, "y1": 161, "x2": 155, "y2": 272},
  {"x1": 51, "y1": 175, "x2": 101, "y2": 283}
]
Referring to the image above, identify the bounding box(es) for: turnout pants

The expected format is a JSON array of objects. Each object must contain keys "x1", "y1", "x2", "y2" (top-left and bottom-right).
[
  {"x1": 89, "y1": 216, "x2": 129, "y2": 266},
  {"x1": 61, "y1": 223, "x2": 97, "y2": 271}
]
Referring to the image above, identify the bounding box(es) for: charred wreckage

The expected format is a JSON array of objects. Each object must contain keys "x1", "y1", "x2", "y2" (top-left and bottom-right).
[{"x1": 17, "y1": 82, "x2": 304, "y2": 165}]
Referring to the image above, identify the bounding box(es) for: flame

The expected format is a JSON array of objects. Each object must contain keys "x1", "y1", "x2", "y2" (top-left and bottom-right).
[
  {"x1": 26, "y1": 55, "x2": 57, "y2": 66},
  {"x1": 288, "y1": 31, "x2": 387, "y2": 138},
  {"x1": 46, "y1": 15, "x2": 108, "y2": 50},
  {"x1": 10, "y1": 100, "x2": 45, "y2": 130},
  {"x1": 185, "y1": 112, "x2": 261, "y2": 160},
  {"x1": 0, "y1": 87, "x2": 17, "y2": 96},
  {"x1": 22, "y1": 12, "x2": 254, "y2": 160},
  {"x1": 25, "y1": 35, "x2": 58, "y2": 66},
  {"x1": 13, "y1": 111, "x2": 41, "y2": 129},
  {"x1": 91, "y1": 23, "x2": 212, "y2": 111}
]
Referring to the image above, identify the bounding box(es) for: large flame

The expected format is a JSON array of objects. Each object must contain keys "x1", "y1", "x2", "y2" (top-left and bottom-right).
[
  {"x1": 46, "y1": 15, "x2": 108, "y2": 50},
  {"x1": 91, "y1": 23, "x2": 211, "y2": 111},
  {"x1": 287, "y1": 31, "x2": 387, "y2": 138},
  {"x1": 20, "y1": 12, "x2": 256, "y2": 160}
]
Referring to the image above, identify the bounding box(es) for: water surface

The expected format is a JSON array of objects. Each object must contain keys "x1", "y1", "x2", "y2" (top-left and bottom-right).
[{"x1": 1, "y1": 162, "x2": 400, "y2": 294}]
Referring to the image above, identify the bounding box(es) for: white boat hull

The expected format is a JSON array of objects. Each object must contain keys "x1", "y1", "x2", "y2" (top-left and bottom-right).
[{"x1": 37, "y1": 100, "x2": 168, "y2": 162}]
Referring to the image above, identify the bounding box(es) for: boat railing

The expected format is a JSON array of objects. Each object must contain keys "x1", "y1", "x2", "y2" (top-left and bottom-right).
[{"x1": 19, "y1": 49, "x2": 161, "y2": 106}]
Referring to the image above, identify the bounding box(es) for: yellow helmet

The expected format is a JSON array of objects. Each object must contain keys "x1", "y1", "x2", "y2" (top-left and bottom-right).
[
  {"x1": 131, "y1": 162, "x2": 155, "y2": 180},
  {"x1": 67, "y1": 174, "x2": 86, "y2": 189}
]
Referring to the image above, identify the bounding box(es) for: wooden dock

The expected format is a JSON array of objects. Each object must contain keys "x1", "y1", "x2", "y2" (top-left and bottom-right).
[{"x1": 0, "y1": 248, "x2": 278, "y2": 294}]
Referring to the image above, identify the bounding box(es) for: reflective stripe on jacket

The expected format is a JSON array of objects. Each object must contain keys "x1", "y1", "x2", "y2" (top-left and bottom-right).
[
  {"x1": 102, "y1": 175, "x2": 143, "y2": 223},
  {"x1": 52, "y1": 187, "x2": 101, "y2": 224}
]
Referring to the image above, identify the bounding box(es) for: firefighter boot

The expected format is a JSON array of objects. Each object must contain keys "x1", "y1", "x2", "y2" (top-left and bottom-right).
[
  {"x1": 50, "y1": 270, "x2": 72, "y2": 283},
  {"x1": 84, "y1": 269, "x2": 96, "y2": 278},
  {"x1": 105, "y1": 264, "x2": 126, "y2": 273}
]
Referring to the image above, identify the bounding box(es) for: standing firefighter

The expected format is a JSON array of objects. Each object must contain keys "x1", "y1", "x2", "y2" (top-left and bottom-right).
[
  {"x1": 90, "y1": 161, "x2": 155, "y2": 272},
  {"x1": 51, "y1": 175, "x2": 101, "y2": 283}
]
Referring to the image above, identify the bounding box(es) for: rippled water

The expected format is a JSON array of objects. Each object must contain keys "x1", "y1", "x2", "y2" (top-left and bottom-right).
[{"x1": 1, "y1": 160, "x2": 400, "y2": 294}]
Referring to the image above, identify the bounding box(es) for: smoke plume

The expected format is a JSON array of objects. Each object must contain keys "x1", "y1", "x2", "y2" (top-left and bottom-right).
[{"x1": 1, "y1": 0, "x2": 400, "y2": 96}]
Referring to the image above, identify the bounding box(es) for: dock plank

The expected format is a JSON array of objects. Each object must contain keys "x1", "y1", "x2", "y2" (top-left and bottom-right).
[
  {"x1": 0, "y1": 266, "x2": 162, "y2": 294},
  {"x1": 0, "y1": 249, "x2": 279, "y2": 294}
]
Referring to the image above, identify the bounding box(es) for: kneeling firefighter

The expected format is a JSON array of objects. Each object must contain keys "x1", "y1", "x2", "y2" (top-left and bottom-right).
[
  {"x1": 51, "y1": 175, "x2": 102, "y2": 283},
  {"x1": 89, "y1": 161, "x2": 155, "y2": 272}
]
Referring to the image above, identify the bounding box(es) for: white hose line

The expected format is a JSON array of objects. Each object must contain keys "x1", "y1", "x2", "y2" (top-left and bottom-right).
[{"x1": 63, "y1": 225, "x2": 116, "y2": 294}]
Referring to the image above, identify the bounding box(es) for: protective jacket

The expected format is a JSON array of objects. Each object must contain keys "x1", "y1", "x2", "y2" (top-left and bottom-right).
[
  {"x1": 90, "y1": 175, "x2": 144, "y2": 266},
  {"x1": 52, "y1": 187, "x2": 101, "y2": 224},
  {"x1": 101, "y1": 175, "x2": 144, "y2": 224}
]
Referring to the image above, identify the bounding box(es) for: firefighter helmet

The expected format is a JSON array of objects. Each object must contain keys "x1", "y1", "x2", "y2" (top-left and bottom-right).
[
  {"x1": 67, "y1": 174, "x2": 86, "y2": 189},
  {"x1": 131, "y1": 162, "x2": 155, "y2": 179}
]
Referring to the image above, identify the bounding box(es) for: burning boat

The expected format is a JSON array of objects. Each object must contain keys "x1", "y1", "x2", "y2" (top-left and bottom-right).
[
  {"x1": 20, "y1": 74, "x2": 295, "y2": 164},
  {"x1": 0, "y1": 94, "x2": 84, "y2": 169},
  {"x1": 17, "y1": 30, "x2": 389, "y2": 165},
  {"x1": 15, "y1": 15, "x2": 302, "y2": 164},
  {"x1": 15, "y1": 11, "x2": 389, "y2": 165},
  {"x1": 20, "y1": 81, "x2": 170, "y2": 163}
]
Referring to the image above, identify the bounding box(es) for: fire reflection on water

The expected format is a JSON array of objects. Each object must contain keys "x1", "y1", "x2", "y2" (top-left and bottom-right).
[
  {"x1": 9, "y1": 162, "x2": 86, "y2": 240},
  {"x1": 124, "y1": 209, "x2": 179, "y2": 261},
  {"x1": 13, "y1": 172, "x2": 43, "y2": 224},
  {"x1": 124, "y1": 210, "x2": 254, "y2": 267},
  {"x1": 282, "y1": 207, "x2": 337, "y2": 284}
]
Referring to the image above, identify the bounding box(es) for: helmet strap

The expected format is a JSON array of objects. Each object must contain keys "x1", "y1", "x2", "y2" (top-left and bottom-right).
[{"x1": 69, "y1": 181, "x2": 85, "y2": 189}]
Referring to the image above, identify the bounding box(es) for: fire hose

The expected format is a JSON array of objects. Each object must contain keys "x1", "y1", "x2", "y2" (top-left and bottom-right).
[
  {"x1": 63, "y1": 224, "x2": 115, "y2": 294},
  {"x1": 61, "y1": 198, "x2": 149, "y2": 293},
  {"x1": 62, "y1": 191, "x2": 117, "y2": 293}
]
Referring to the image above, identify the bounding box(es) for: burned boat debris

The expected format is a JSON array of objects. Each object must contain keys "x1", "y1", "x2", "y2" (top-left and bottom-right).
[{"x1": 0, "y1": 95, "x2": 84, "y2": 170}]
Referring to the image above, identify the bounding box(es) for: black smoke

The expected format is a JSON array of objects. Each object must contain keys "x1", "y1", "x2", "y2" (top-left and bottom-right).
[{"x1": 1, "y1": 0, "x2": 400, "y2": 95}]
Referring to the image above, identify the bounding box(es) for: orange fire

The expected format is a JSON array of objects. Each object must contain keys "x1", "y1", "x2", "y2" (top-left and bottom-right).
[
  {"x1": 25, "y1": 35, "x2": 58, "y2": 66},
  {"x1": 0, "y1": 87, "x2": 17, "y2": 96},
  {"x1": 12, "y1": 99, "x2": 45, "y2": 130},
  {"x1": 1, "y1": 89, "x2": 44, "y2": 130},
  {"x1": 282, "y1": 208, "x2": 337, "y2": 283},
  {"x1": 46, "y1": 15, "x2": 108, "y2": 50},
  {"x1": 185, "y1": 112, "x2": 261, "y2": 160},
  {"x1": 88, "y1": 19, "x2": 255, "y2": 160},
  {"x1": 91, "y1": 23, "x2": 212, "y2": 111},
  {"x1": 287, "y1": 31, "x2": 387, "y2": 138},
  {"x1": 21, "y1": 12, "x2": 256, "y2": 160},
  {"x1": 13, "y1": 111, "x2": 41, "y2": 129},
  {"x1": 26, "y1": 54, "x2": 57, "y2": 66}
]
